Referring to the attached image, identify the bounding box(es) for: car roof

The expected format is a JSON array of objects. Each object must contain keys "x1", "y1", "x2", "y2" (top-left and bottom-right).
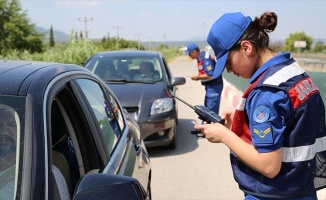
[
  {"x1": 0, "y1": 60, "x2": 89, "y2": 95},
  {"x1": 90, "y1": 50, "x2": 163, "y2": 58}
]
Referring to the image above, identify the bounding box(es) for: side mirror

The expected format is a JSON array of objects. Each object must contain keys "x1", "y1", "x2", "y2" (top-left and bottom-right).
[
  {"x1": 73, "y1": 174, "x2": 148, "y2": 200},
  {"x1": 171, "y1": 77, "x2": 186, "y2": 86}
]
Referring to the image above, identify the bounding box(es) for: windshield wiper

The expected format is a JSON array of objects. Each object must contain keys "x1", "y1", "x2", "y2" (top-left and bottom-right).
[{"x1": 103, "y1": 79, "x2": 155, "y2": 84}]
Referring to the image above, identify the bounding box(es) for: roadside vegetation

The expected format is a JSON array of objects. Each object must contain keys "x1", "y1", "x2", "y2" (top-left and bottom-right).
[
  {"x1": 3, "y1": 35, "x2": 184, "y2": 65},
  {"x1": 0, "y1": 0, "x2": 325, "y2": 66}
]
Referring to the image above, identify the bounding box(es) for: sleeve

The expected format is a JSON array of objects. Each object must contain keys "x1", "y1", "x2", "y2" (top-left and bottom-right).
[
  {"x1": 202, "y1": 59, "x2": 215, "y2": 76},
  {"x1": 246, "y1": 87, "x2": 291, "y2": 153}
]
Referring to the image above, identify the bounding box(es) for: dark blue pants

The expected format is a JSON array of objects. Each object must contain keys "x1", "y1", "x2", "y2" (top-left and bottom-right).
[{"x1": 204, "y1": 82, "x2": 223, "y2": 115}]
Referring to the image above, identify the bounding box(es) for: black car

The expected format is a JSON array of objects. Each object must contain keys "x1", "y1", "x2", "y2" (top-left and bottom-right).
[
  {"x1": 84, "y1": 51, "x2": 186, "y2": 149},
  {"x1": 0, "y1": 60, "x2": 151, "y2": 199}
]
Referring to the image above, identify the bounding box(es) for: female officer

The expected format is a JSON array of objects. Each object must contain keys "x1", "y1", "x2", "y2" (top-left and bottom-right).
[{"x1": 194, "y1": 12, "x2": 326, "y2": 199}]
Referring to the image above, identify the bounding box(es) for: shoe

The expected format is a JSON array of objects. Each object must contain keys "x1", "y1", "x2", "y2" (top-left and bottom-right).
[
  {"x1": 191, "y1": 130, "x2": 201, "y2": 134},
  {"x1": 197, "y1": 133, "x2": 206, "y2": 138}
]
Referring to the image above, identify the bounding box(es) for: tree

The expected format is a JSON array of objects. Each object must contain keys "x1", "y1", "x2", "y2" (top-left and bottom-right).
[
  {"x1": 312, "y1": 41, "x2": 326, "y2": 53},
  {"x1": 79, "y1": 31, "x2": 83, "y2": 40},
  {"x1": 49, "y1": 25, "x2": 55, "y2": 47},
  {"x1": 75, "y1": 32, "x2": 78, "y2": 41},
  {"x1": 157, "y1": 44, "x2": 169, "y2": 51},
  {"x1": 0, "y1": 0, "x2": 44, "y2": 56},
  {"x1": 101, "y1": 36, "x2": 106, "y2": 43},
  {"x1": 283, "y1": 32, "x2": 313, "y2": 52}
]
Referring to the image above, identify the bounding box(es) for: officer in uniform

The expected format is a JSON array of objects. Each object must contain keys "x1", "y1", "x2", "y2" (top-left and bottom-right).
[
  {"x1": 185, "y1": 43, "x2": 223, "y2": 136},
  {"x1": 194, "y1": 12, "x2": 326, "y2": 199}
]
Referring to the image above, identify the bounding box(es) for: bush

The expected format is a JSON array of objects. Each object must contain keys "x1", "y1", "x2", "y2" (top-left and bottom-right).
[{"x1": 2, "y1": 34, "x2": 183, "y2": 65}]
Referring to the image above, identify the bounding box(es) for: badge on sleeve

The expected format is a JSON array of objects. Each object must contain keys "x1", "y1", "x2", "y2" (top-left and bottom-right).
[
  {"x1": 253, "y1": 106, "x2": 269, "y2": 123},
  {"x1": 204, "y1": 60, "x2": 213, "y2": 71},
  {"x1": 252, "y1": 123, "x2": 273, "y2": 144}
]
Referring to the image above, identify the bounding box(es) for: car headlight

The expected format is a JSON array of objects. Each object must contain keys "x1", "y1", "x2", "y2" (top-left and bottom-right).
[{"x1": 150, "y1": 98, "x2": 173, "y2": 115}]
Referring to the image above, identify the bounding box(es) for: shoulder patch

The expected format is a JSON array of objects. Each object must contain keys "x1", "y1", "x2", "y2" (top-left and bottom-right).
[
  {"x1": 253, "y1": 106, "x2": 269, "y2": 123},
  {"x1": 252, "y1": 123, "x2": 273, "y2": 144}
]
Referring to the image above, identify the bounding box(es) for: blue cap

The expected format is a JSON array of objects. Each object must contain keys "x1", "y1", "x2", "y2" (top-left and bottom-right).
[
  {"x1": 185, "y1": 43, "x2": 199, "y2": 55},
  {"x1": 207, "y1": 12, "x2": 252, "y2": 78}
]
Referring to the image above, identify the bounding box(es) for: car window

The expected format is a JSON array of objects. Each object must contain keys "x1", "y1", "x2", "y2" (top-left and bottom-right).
[
  {"x1": 76, "y1": 79, "x2": 122, "y2": 153},
  {"x1": 0, "y1": 96, "x2": 25, "y2": 200},
  {"x1": 162, "y1": 57, "x2": 172, "y2": 82},
  {"x1": 50, "y1": 82, "x2": 108, "y2": 198}
]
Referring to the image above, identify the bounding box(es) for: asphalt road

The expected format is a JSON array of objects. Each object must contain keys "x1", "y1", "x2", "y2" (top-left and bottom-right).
[
  {"x1": 147, "y1": 56, "x2": 326, "y2": 200},
  {"x1": 147, "y1": 56, "x2": 243, "y2": 200}
]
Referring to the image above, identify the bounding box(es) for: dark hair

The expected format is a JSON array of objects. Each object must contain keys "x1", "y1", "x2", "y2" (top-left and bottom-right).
[
  {"x1": 140, "y1": 61, "x2": 154, "y2": 72},
  {"x1": 232, "y1": 12, "x2": 277, "y2": 53}
]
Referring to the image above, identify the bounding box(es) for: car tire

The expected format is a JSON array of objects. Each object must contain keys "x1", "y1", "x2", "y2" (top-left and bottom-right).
[{"x1": 167, "y1": 120, "x2": 177, "y2": 149}]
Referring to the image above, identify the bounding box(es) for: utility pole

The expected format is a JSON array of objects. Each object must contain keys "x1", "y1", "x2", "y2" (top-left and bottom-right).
[
  {"x1": 202, "y1": 21, "x2": 206, "y2": 49},
  {"x1": 112, "y1": 25, "x2": 123, "y2": 50},
  {"x1": 163, "y1": 33, "x2": 167, "y2": 50},
  {"x1": 148, "y1": 36, "x2": 151, "y2": 51},
  {"x1": 135, "y1": 33, "x2": 142, "y2": 50},
  {"x1": 78, "y1": 17, "x2": 93, "y2": 39}
]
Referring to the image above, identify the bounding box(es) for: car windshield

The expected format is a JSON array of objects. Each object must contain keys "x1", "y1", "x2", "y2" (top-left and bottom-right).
[
  {"x1": 85, "y1": 55, "x2": 163, "y2": 83},
  {"x1": 0, "y1": 96, "x2": 25, "y2": 199}
]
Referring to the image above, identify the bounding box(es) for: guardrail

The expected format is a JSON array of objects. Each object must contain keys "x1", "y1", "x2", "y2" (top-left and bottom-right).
[{"x1": 296, "y1": 58, "x2": 326, "y2": 72}]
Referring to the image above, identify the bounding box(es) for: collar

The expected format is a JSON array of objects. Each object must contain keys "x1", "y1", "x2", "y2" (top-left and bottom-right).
[
  {"x1": 197, "y1": 51, "x2": 206, "y2": 61},
  {"x1": 249, "y1": 52, "x2": 291, "y2": 84}
]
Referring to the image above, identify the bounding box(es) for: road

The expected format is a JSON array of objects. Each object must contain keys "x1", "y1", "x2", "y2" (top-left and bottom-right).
[
  {"x1": 147, "y1": 56, "x2": 243, "y2": 200},
  {"x1": 147, "y1": 56, "x2": 326, "y2": 200}
]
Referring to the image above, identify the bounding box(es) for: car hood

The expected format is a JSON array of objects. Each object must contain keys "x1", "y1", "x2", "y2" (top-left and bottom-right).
[{"x1": 107, "y1": 83, "x2": 165, "y2": 108}]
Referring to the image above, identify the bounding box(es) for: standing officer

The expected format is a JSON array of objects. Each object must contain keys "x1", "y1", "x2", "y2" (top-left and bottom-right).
[
  {"x1": 194, "y1": 12, "x2": 326, "y2": 199},
  {"x1": 185, "y1": 43, "x2": 223, "y2": 136}
]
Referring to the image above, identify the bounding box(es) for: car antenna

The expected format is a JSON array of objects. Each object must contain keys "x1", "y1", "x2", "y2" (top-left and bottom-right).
[
  {"x1": 170, "y1": 93, "x2": 195, "y2": 110},
  {"x1": 167, "y1": 89, "x2": 224, "y2": 124}
]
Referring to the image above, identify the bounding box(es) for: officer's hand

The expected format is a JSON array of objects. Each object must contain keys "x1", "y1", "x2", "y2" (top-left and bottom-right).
[
  {"x1": 191, "y1": 74, "x2": 199, "y2": 81},
  {"x1": 221, "y1": 111, "x2": 234, "y2": 130},
  {"x1": 194, "y1": 123, "x2": 229, "y2": 143}
]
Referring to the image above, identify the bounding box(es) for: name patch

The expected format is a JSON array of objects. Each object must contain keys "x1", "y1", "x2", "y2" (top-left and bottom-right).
[{"x1": 289, "y1": 77, "x2": 319, "y2": 108}]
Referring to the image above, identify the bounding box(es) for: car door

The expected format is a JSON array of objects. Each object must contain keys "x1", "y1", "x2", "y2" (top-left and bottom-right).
[
  {"x1": 47, "y1": 74, "x2": 146, "y2": 199},
  {"x1": 73, "y1": 78, "x2": 149, "y2": 187}
]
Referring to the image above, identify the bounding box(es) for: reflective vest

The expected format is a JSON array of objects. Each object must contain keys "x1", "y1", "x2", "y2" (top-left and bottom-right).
[
  {"x1": 197, "y1": 51, "x2": 212, "y2": 75},
  {"x1": 231, "y1": 60, "x2": 326, "y2": 198}
]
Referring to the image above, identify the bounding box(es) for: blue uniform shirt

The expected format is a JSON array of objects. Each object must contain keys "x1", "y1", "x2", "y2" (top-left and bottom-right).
[
  {"x1": 246, "y1": 53, "x2": 292, "y2": 153},
  {"x1": 198, "y1": 51, "x2": 215, "y2": 77}
]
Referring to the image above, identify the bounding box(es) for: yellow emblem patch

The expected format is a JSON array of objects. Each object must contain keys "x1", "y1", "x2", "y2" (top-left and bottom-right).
[{"x1": 254, "y1": 127, "x2": 271, "y2": 138}]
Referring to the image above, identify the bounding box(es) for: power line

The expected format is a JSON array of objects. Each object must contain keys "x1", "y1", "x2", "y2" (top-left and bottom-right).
[
  {"x1": 112, "y1": 25, "x2": 123, "y2": 50},
  {"x1": 78, "y1": 17, "x2": 93, "y2": 39},
  {"x1": 135, "y1": 33, "x2": 142, "y2": 50}
]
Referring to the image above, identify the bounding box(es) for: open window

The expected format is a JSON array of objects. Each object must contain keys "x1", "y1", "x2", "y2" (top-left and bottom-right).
[{"x1": 49, "y1": 83, "x2": 103, "y2": 199}]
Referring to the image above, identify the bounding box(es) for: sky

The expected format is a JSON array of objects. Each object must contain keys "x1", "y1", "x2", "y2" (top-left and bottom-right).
[{"x1": 20, "y1": 0, "x2": 326, "y2": 42}]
